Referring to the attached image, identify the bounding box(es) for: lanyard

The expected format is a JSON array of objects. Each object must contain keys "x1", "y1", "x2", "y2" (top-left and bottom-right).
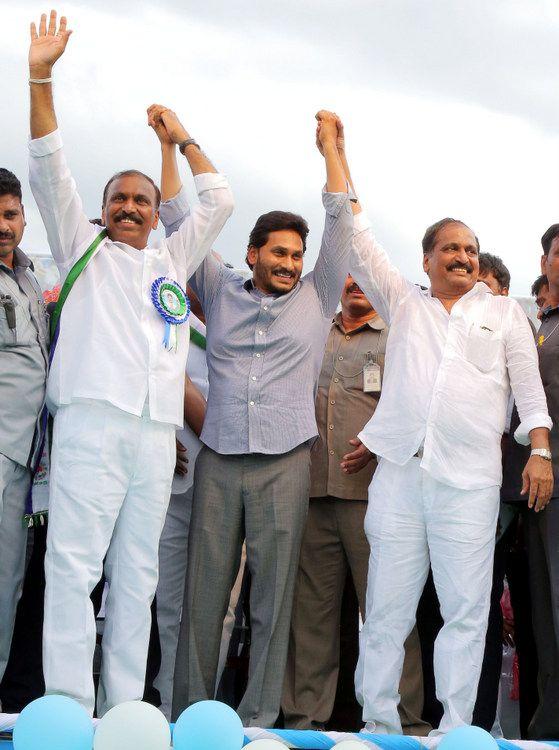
[{"x1": 332, "y1": 325, "x2": 385, "y2": 379}]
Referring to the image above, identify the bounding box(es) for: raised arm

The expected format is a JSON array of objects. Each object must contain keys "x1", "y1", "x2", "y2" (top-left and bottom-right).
[
  {"x1": 148, "y1": 103, "x2": 190, "y2": 237},
  {"x1": 28, "y1": 10, "x2": 96, "y2": 274},
  {"x1": 333, "y1": 118, "x2": 361, "y2": 216},
  {"x1": 311, "y1": 110, "x2": 353, "y2": 317},
  {"x1": 29, "y1": 10, "x2": 72, "y2": 138},
  {"x1": 152, "y1": 108, "x2": 234, "y2": 282},
  {"x1": 335, "y1": 121, "x2": 412, "y2": 323},
  {"x1": 148, "y1": 103, "x2": 183, "y2": 203}
]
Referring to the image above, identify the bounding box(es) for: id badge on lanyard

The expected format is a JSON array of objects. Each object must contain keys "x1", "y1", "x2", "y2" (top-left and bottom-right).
[{"x1": 363, "y1": 350, "x2": 381, "y2": 393}]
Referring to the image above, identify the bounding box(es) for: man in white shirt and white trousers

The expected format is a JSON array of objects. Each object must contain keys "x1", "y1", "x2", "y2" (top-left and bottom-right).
[
  {"x1": 27, "y1": 11, "x2": 233, "y2": 716},
  {"x1": 338, "y1": 138, "x2": 554, "y2": 734}
]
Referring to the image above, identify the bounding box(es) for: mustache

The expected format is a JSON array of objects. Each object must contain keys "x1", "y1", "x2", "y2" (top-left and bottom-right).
[
  {"x1": 113, "y1": 210, "x2": 143, "y2": 224},
  {"x1": 446, "y1": 261, "x2": 473, "y2": 273},
  {"x1": 347, "y1": 283, "x2": 364, "y2": 293},
  {"x1": 0, "y1": 232, "x2": 15, "y2": 240}
]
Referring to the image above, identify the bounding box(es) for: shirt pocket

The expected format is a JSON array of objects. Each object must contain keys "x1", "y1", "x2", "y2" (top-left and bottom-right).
[
  {"x1": 464, "y1": 328, "x2": 502, "y2": 373},
  {"x1": 0, "y1": 300, "x2": 18, "y2": 346}
]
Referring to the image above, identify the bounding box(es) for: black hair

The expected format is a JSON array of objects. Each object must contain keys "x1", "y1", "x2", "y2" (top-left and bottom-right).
[
  {"x1": 531, "y1": 274, "x2": 549, "y2": 297},
  {"x1": 478, "y1": 252, "x2": 511, "y2": 290},
  {"x1": 541, "y1": 224, "x2": 559, "y2": 256},
  {"x1": 0, "y1": 168, "x2": 22, "y2": 202}
]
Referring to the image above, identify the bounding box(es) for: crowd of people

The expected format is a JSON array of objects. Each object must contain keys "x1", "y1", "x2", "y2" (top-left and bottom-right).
[{"x1": 1, "y1": 9, "x2": 559, "y2": 742}]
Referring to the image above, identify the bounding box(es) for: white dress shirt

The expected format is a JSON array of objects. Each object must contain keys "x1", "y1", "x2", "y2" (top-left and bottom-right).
[
  {"x1": 350, "y1": 212, "x2": 552, "y2": 490},
  {"x1": 29, "y1": 130, "x2": 233, "y2": 427}
]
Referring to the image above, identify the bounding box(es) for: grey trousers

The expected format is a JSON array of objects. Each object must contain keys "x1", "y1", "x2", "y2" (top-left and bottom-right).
[
  {"x1": 0, "y1": 454, "x2": 30, "y2": 688},
  {"x1": 527, "y1": 499, "x2": 559, "y2": 740},
  {"x1": 153, "y1": 488, "x2": 193, "y2": 719},
  {"x1": 172, "y1": 443, "x2": 311, "y2": 727}
]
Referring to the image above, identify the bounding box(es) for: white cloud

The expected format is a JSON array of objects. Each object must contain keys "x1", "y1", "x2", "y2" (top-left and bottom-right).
[{"x1": 3, "y1": 1, "x2": 559, "y2": 295}]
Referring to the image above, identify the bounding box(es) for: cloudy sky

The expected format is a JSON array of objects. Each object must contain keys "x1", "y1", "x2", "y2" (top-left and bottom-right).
[{"x1": 4, "y1": 1, "x2": 559, "y2": 294}]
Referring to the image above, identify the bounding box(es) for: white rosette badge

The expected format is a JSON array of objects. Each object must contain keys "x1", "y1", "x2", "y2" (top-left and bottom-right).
[{"x1": 151, "y1": 276, "x2": 190, "y2": 351}]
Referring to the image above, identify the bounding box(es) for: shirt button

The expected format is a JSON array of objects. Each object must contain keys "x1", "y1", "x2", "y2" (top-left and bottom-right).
[
  {"x1": 251, "y1": 376, "x2": 257, "y2": 381},
  {"x1": 249, "y1": 401, "x2": 255, "y2": 406},
  {"x1": 258, "y1": 330, "x2": 264, "y2": 335},
  {"x1": 329, "y1": 449, "x2": 335, "y2": 455},
  {"x1": 338, "y1": 356, "x2": 344, "y2": 361},
  {"x1": 255, "y1": 353, "x2": 261, "y2": 358},
  {"x1": 334, "y1": 378, "x2": 339, "y2": 383},
  {"x1": 330, "y1": 399, "x2": 335, "y2": 405},
  {"x1": 345, "y1": 335, "x2": 350, "y2": 340},
  {"x1": 263, "y1": 305, "x2": 269, "y2": 311},
  {"x1": 329, "y1": 424, "x2": 334, "y2": 430}
]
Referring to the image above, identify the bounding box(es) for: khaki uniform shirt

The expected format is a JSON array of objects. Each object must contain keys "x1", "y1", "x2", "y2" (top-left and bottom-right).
[{"x1": 310, "y1": 312, "x2": 387, "y2": 501}]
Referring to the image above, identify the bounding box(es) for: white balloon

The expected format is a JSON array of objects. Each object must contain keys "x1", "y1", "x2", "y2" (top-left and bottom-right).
[
  {"x1": 243, "y1": 741, "x2": 286, "y2": 750},
  {"x1": 332, "y1": 741, "x2": 371, "y2": 750},
  {"x1": 93, "y1": 701, "x2": 170, "y2": 750}
]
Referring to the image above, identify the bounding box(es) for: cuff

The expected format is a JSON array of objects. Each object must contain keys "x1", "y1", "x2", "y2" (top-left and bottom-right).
[
  {"x1": 514, "y1": 412, "x2": 553, "y2": 445},
  {"x1": 321, "y1": 189, "x2": 350, "y2": 218},
  {"x1": 357, "y1": 428, "x2": 375, "y2": 454},
  {"x1": 353, "y1": 211, "x2": 372, "y2": 234},
  {"x1": 29, "y1": 129, "x2": 63, "y2": 157},
  {"x1": 194, "y1": 172, "x2": 230, "y2": 194},
  {"x1": 159, "y1": 185, "x2": 190, "y2": 225}
]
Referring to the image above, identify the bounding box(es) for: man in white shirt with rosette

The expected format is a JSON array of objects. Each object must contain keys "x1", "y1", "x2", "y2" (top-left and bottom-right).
[
  {"x1": 343, "y1": 168, "x2": 554, "y2": 732},
  {"x1": 27, "y1": 11, "x2": 233, "y2": 716}
]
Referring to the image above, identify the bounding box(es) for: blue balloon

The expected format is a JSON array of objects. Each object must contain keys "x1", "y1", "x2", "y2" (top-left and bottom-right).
[
  {"x1": 13, "y1": 695, "x2": 93, "y2": 750},
  {"x1": 173, "y1": 700, "x2": 244, "y2": 750},
  {"x1": 439, "y1": 726, "x2": 498, "y2": 750}
]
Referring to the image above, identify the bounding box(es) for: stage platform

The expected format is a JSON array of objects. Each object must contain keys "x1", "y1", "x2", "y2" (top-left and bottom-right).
[{"x1": 2, "y1": 717, "x2": 559, "y2": 750}]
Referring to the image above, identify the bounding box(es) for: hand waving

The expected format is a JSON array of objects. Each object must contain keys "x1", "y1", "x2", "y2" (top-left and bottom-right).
[{"x1": 29, "y1": 10, "x2": 72, "y2": 74}]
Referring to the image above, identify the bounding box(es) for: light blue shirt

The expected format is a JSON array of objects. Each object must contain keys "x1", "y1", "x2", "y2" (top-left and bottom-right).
[{"x1": 161, "y1": 187, "x2": 353, "y2": 455}]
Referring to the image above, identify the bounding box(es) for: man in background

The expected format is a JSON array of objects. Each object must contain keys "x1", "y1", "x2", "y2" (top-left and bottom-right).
[
  {"x1": 0, "y1": 168, "x2": 49, "y2": 708},
  {"x1": 532, "y1": 274, "x2": 550, "y2": 319},
  {"x1": 526, "y1": 224, "x2": 559, "y2": 740},
  {"x1": 478, "y1": 252, "x2": 510, "y2": 296}
]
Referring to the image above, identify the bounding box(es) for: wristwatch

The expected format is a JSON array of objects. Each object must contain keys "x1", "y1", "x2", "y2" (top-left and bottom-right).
[
  {"x1": 179, "y1": 138, "x2": 200, "y2": 155},
  {"x1": 531, "y1": 448, "x2": 553, "y2": 461}
]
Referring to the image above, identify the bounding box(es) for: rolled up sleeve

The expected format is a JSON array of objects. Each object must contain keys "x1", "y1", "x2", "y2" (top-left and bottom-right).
[{"x1": 506, "y1": 302, "x2": 553, "y2": 444}]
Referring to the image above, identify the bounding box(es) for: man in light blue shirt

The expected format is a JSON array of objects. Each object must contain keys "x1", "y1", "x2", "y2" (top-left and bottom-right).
[{"x1": 171, "y1": 111, "x2": 354, "y2": 727}]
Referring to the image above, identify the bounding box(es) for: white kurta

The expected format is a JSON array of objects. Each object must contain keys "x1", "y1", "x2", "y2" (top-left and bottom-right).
[
  {"x1": 350, "y1": 212, "x2": 551, "y2": 490},
  {"x1": 349, "y1": 211, "x2": 551, "y2": 735},
  {"x1": 29, "y1": 129, "x2": 233, "y2": 716},
  {"x1": 29, "y1": 129, "x2": 233, "y2": 427}
]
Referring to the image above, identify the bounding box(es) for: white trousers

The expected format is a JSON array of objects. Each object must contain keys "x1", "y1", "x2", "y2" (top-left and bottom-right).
[
  {"x1": 154, "y1": 484, "x2": 246, "y2": 719},
  {"x1": 355, "y1": 457, "x2": 499, "y2": 735},
  {"x1": 0, "y1": 454, "x2": 30, "y2": 686},
  {"x1": 43, "y1": 401, "x2": 175, "y2": 717}
]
